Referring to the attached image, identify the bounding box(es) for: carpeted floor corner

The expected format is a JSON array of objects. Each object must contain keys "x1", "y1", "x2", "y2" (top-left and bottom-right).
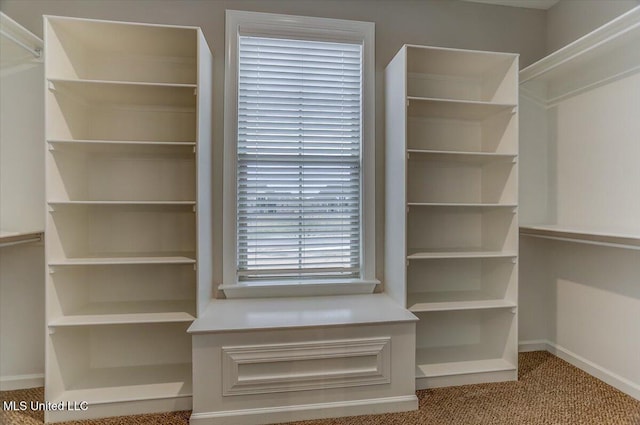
[{"x1": 2, "y1": 352, "x2": 639, "y2": 425}]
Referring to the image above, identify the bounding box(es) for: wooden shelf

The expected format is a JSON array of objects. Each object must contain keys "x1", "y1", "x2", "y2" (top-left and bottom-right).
[
  {"x1": 49, "y1": 253, "x2": 196, "y2": 266},
  {"x1": 48, "y1": 139, "x2": 196, "y2": 154},
  {"x1": 520, "y1": 224, "x2": 640, "y2": 250},
  {"x1": 48, "y1": 78, "x2": 197, "y2": 108},
  {"x1": 48, "y1": 201, "x2": 196, "y2": 208},
  {"x1": 416, "y1": 355, "x2": 516, "y2": 379},
  {"x1": 408, "y1": 202, "x2": 517, "y2": 209},
  {"x1": 387, "y1": 44, "x2": 518, "y2": 390},
  {"x1": 407, "y1": 149, "x2": 517, "y2": 163},
  {"x1": 407, "y1": 250, "x2": 517, "y2": 260},
  {"x1": 410, "y1": 299, "x2": 515, "y2": 313},
  {"x1": 50, "y1": 363, "x2": 192, "y2": 405},
  {"x1": 408, "y1": 97, "x2": 516, "y2": 120},
  {"x1": 520, "y1": 6, "x2": 640, "y2": 105},
  {"x1": 43, "y1": 16, "x2": 209, "y2": 422},
  {"x1": 49, "y1": 301, "x2": 195, "y2": 327}
]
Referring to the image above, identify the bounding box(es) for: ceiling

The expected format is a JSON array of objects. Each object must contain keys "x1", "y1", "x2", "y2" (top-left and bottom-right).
[{"x1": 463, "y1": 0, "x2": 560, "y2": 9}]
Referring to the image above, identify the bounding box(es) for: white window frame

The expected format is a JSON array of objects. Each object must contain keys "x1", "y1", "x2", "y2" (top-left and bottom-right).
[{"x1": 221, "y1": 10, "x2": 377, "y2": 298}]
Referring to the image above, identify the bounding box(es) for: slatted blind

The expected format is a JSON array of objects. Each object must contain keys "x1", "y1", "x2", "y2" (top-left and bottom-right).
[{"x1": 237, "y1": 35, "x2": 362, "y2": 282}]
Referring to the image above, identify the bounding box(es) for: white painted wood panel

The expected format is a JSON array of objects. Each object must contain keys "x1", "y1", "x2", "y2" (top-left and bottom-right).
[
  {"x1": 44, "y1": 16, "x2": 210, "y2": 421},
  {"x1": 386, "y1": 44, "x2": 518, "y2": 388}
]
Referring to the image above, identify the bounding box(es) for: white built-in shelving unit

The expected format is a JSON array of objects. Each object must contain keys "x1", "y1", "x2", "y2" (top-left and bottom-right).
[
  {"x1": 385, "y1": 45, "x2": 519, "y2": 389},
  {"x1": 44, "y1": 16, "x2": 212, "y2": 422}
]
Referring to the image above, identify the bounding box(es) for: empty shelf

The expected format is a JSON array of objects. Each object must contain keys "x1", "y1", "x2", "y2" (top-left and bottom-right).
[
  {"x1": 49, "y1": 301, "x2": 196, "y2": 327},
  {"x1": 48, "y1": 139, "x2": 196, "y2": 154},
  {"x1": 48, "y1": 201, "x2": 196, "y2": 207},
  {"x1": 407, "y1": 250, "x2": 517, "y2": 260},
  {"x1": 408, "y1": 96, "x2": 516, "y2": 120},
  {"x1": 416, "y1": 356, "x2": 516, "y2": 378},
  {"x1": 48, "y1": 78, "x2": 197, "y2": 108},
  {"x1": 410, "y1": 298, "x2": 516, "y2": 313},
  {"x1": 0, "y1": 230, "x2": 44, "y2": 247},
  {"x1": 520, "y1": 7, "x2": 640, "y2": 104},
  {"x1": 407, "y1": 149, "x2": 517, "y2": 163},
  {"x1": 520, "y1": 224, "x2": 640, "y2": 250},
  {"x1": 408, "y1": 202, "x2": 517, "y2": 208},
  {"x1": 49, "y1": 253, "x2": 196, "y2": 266},
  {"x1": 49, "y1": 363, "x2": 192, "y2": 405}
]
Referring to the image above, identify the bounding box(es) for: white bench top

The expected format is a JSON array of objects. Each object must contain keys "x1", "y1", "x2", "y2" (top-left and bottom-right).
[{"x1": 188, "y1": 293, "x2": 417, "y2": 334}]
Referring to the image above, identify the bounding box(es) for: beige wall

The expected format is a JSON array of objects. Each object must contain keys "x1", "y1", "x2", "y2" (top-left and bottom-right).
[
  {"x1": 0, "y1": 0, "x2": 546, "y2": 284},
  {"x1": 547, "y1": 0, "x2": 639, "y2": 53}
]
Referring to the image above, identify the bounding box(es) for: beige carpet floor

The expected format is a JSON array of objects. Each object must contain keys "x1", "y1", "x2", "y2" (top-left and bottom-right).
[{"x1": 2, "y1": 352, "x2": 639, "y2": 425}]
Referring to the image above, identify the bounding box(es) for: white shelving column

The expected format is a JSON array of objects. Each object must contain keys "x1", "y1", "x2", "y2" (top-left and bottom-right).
[
  {"x1": 385, "y1": 45, "x2": 519, "y2": 389},
  {"x1": 44, "y1": 16, "x2": 212, "y2": 422}
]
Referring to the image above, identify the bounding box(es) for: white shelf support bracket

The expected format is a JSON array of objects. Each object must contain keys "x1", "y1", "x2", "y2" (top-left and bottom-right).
[
  {"x1": 511, "y1": 307, "x2": 517, "y2": 314},
  {"x1": 510, "y1": 106, "x2": 517, "y2": 115},
  {"x1": 193, "y1": 88, "x2": 197, "y2": 96},
  {"x1": 193, "y1": 264, "x2": 197, "y2": 271},
  {"x1": 511, "y1": 257, "x2": 517, "y2": 264},
  {"x1": 192, "y1": 205, "x2": 196, "y2": 213},
  {"x1": 48, "y1": 327, "x2": 56, "y2": 335},
  {"x1": 47, "y1": 80, "x2": 56, "y2": 91}
]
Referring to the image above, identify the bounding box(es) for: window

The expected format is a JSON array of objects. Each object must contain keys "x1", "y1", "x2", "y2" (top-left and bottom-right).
[{"x1": 223, "y1": 11, "x2": 376, "y2": 297}]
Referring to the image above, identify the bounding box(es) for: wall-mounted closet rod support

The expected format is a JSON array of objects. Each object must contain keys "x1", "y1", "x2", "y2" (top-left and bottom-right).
[{"x1": 0, "y1": 29, "x2": 42, "y2": 58}]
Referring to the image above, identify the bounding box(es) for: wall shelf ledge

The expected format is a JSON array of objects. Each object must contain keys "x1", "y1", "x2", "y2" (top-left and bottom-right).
[{"x1": 520, "y1": 224, "x2": 640, "y2": 250}]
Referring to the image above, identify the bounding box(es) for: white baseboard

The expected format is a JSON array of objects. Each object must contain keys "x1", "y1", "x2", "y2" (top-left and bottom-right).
[
  {"x1": 519, "y1": 339, "x2": 640, "y2": 401},
  {"x1": 190, "y1": 395, "x2": 418, "y2": 425},
  {"x1": 518, "y1": 339, "x2": 551, "y2": 352},
  {"x1": 0, "y1": 373, "x2": 44, "y2": 391}
]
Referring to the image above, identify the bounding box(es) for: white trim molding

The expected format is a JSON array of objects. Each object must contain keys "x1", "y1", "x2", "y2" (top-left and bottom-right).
[
  {"x1": 0, "y1": 373, "x2": 44, "y2": 391},
  {"x1": 222, "y1": 337, "x2": 391, "y2": 396},
  {"x1": 190, "y1": 395, "x2": 418, "y2": 425}
]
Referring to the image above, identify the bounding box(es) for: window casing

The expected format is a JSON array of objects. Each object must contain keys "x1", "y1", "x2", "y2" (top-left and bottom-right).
[{"x1": 222, "y1": 10, "x2": 376, "y2": 297}]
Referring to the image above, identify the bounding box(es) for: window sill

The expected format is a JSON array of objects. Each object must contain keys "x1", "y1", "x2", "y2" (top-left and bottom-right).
[
  {"x1": 187, "y1": 293, "x2": 417, "y2": 334},
  {"x1": 219, "y1": 279, "x2": 379, "y2": 299}
]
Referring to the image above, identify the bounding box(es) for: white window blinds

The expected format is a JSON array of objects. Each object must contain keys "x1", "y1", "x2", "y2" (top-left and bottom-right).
[{"x1": 237, "y1": 36, "x2": 362, "y2": 282}]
